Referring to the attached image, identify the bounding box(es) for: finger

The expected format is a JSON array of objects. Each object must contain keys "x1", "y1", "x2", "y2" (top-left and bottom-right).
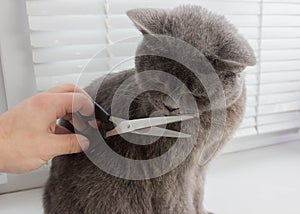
[
  {"x1": 47, "y1": 134, "x2": 90, "y2": 158},
  {"x1": 48, "y1": 84, "x2": 92, "y2": 100},
  {"x1": 48, "y1": 84, "x2": 77, "y2": 93}
]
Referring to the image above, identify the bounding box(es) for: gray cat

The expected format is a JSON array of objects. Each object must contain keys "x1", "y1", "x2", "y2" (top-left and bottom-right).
[{"x1": 43, "y1": 5, "x2": 256, "y2": 214}]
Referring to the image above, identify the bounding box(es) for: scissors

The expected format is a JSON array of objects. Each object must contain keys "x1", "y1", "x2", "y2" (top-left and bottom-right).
[{"x1": 65, "y1": 100, "x2": 194, "y2": 139}]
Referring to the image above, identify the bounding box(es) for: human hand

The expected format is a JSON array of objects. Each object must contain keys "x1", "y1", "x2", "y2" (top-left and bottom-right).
[{"x1": 0, "y1": 84, "x2": 94, "y2": 174}]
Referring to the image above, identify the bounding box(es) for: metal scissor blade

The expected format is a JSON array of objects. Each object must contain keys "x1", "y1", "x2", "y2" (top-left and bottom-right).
[
  {"x1": 132, "y1": 127, "x2": 191, "y2": 138},
  {"x1": 109, "y1": 115, "x2": 194, "y2": 136}
]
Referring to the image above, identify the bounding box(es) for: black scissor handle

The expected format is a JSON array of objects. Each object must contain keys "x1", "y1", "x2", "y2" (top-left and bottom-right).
[
  {"x1": 92, "y1": 100, "x2": 111, "y2": 123},
  {"x1": 74, "y1": 110, "x2": 113, "y2": 139},
  {"x1": 59, "y1": 100, "x2": 114, "y2": 141}
]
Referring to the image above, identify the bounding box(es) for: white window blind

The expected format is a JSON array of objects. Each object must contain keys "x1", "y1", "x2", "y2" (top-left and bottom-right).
[{"x1": 25, "y1": 0, "x2": 300, "y2": 152}]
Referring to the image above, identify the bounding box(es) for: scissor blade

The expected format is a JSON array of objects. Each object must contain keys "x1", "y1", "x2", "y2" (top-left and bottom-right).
[
  {"x1": 106, "y1": 115, "x2": 194, "y2": 136},
  {"x1": 136, "y1": 115, "x2": 195, "y2": 128},
  {"x1": 132, "y1": 127, "x2": 191, "y2": 138},
  {"x1": 92, "y1": 100, "x2": 111, "y2": 123},
  {"x1": 109, "y1": 116, "x2": 125, "y2": 125}
]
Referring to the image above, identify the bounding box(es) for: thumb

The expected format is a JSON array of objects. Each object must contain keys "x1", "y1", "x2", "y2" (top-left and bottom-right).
[{"x1": 48, "y1": 134, "x2": 90, "y2": 157}]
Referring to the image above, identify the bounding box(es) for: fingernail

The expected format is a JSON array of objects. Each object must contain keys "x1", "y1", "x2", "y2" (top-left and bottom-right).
[{"x1": 77, "y1": 135, "x2": 90, "y2": 151}]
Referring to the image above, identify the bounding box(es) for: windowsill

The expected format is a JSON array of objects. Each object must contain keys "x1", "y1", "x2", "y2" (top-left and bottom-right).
[
  {"x1": 0, "y1": 141, "x2": 299, "y2": 214},
  {"x1": 205, "y1": 140, "x2": 300, "y2": 214}
]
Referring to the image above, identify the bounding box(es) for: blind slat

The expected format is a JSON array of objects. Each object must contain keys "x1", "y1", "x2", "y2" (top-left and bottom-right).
[
  {"x1": 262, "y1": 39, "x2": 300, "y2": 50},
  {"x1": 33, "y1": 45, "x2": 105, "y2": 63},
  {"x1": 26, "y1": 0, "x2": 105, "y2": 16},
  {"x1": 107, "y1": 14, "x2": 261, "y2": 29},
  {"x1": 258, "y1": 120, "x2": 300, "y2": 134},
  {"x1": 261, "y1": 60, "x2": 300, "y2": 72},
  {"x1": 260, "y1": 81, "x2": 300, "y2": 94},
  {"x1": 234, "y1": 127, "x2": 257, "y2": 138},
  {"x1": 261, "y1": 49, "x2": 300, "y2": 61},
  {"x1": 259, "y1": 92, "x2": 300, "y2": 105},
  {"x1": 240, "y1": 117, "x2": 256, "y2": 128},
  {"x1": 29, "y1": 16, "x2": 107, "y2": 31},
  {"x1": 263, "y1": 0, "x2": 300, "y2": 3},
  {"x1": 260, "y1": 71, "x2": 300, "y2": 83},
  {"x1": 36, "y1": 72, "x2": 104, "y2": 91},
  {"x1": 258, "y1": 111, "x2": 300, "y2": 125},
  {"x1": 34, "y1": 57, "x2": 134, "y2": 76},
  {"x1": 259, "y1": 101, "x2": 300, "y2": 115},
  {"x1": 245, "y1": 106, "x2": 257, "y2": 117},
  {"x1": 32, "y1": 43, "x2": 138, "y2": 63},
  {"x1": 262, "y1": 27, "x2": 300, "y2": 39},
  {"x1": 263, "y1": 16, "x2": 300, "y2": 27},
  {"x1": 31, "y1": 31, "x2": 107, "y2": 47},
  {"x1": 263, "y1": 3, "x2": 300, "y2": 15},
  {"x1": 246, "y1": 96, "x2": 257, "y2": 106},
  {"x1": 108, "y1": 0, "x2": 261, "y2": 15}
]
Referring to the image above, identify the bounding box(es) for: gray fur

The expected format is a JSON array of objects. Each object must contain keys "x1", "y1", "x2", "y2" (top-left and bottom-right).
[{"x1": 43, "y1": 5, "x2": 255, "y2": 214}]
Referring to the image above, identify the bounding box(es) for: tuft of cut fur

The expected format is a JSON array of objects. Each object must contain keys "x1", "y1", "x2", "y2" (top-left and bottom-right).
[{"x1": 44, "y1": 5, "x2": 255, "y2": 214}]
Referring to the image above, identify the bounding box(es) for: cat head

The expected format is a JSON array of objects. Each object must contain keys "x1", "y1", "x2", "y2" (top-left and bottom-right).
[{"x1": 127, "y1": 5, "x2": 256, "y2": 114}]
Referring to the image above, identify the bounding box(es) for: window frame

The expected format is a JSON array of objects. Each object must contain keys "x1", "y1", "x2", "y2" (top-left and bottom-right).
[
  {"x1": 0, "y1": 0, "x2": 48, "y2": 194},
  {"x1": 0, "y1": 0, "x2": 37, "y2": 109},
  {"x1": 0, "y1": 53, "x2": 8, "y2": 114}
]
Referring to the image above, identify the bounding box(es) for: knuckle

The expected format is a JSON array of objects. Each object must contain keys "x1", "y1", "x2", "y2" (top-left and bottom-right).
[
  {"x1": 65, "y1": 84, "x2": 76, "y2": 90},
  {"x1": 73, "y1": 94, "x2": 89, "y2": 108}
]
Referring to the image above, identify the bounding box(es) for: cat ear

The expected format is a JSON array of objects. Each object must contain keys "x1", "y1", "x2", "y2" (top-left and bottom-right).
[
  {"x1": 215, "y1": 36, "x2": 256, "y2": 73},
  {"x1": 127, "y1": 8, "x2": 168, "y2": 35}
]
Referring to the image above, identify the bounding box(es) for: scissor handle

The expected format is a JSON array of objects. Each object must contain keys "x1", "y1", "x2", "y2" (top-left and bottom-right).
[
  {"x1": 65, "y1": 112, "x2": 107, "y2": 139},
  {"x1": 92, "y1": 100, "x2": 111, "y2": 123},
  {"x1": 75, "y1": 110, "x2": 116, "y2": 138}
]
